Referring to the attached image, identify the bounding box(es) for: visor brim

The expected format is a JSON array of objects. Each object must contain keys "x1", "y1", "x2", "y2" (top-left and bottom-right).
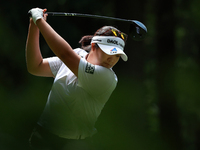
[{"x1": 97, "y1": 43, "x2": 128, "y2": 61}]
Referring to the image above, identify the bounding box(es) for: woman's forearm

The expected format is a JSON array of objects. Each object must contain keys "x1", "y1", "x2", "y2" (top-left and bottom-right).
[
  {"x1": 25, "y1": 19, "x2": 43, "y2": 75},
  {"x1": 36, "y1": 18, "x2": 80, "y2": 76}
]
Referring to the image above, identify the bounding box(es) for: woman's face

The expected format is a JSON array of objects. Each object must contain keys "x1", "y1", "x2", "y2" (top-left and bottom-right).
[{"x1": 95, "y1": 47, "x2": 120, "y2": 68}]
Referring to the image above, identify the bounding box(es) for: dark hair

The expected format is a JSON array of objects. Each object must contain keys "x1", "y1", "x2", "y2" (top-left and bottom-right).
[
  {"x1": 95, "y1": 26, "x2": 118, "y2": 36},
  {"x1": 79, "y1": 26, "x2": 126, "y2": 52},
  {"x1": 79, "y1": 35, "x2": 93, "y2": 52}
]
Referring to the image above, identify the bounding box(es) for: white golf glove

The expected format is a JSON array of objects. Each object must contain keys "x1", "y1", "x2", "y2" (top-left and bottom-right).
[{"x1": 28, "y1": 8, "x2": 44, "y2": 24}]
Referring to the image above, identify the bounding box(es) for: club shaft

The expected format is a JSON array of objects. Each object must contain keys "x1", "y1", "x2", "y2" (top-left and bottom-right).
[
  {"x1": 47, "y1": 12, "x2": 133, "y2": 23},
  {"x1": 28, "y1": 11, "x2": 147, "y2": 40}
]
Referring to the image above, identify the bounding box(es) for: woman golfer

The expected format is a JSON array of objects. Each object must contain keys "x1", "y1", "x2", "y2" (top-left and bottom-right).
[{"x1": 26, "y1": 8, "x2": 128, "y2": 150}]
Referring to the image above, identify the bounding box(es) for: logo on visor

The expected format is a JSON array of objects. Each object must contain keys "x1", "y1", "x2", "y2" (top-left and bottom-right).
[
  {"x1": 110, "y1": 48, "x2": 117, "y2": 54},
  {"x1": 107, "y1": 39, "x2": 124, "y2": 48}
]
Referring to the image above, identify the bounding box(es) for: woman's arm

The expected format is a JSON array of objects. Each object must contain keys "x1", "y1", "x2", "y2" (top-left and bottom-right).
[
  {"x1": 25, "y1": 18, "x2": 54, "y2": 77},
  {"x1": 35, "y1": 15, "x2": 81, "y2": 77}
]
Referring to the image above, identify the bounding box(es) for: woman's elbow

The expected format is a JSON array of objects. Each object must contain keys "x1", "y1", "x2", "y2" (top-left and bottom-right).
[
  {"x1": 27, "y1": 67, "x2": 36, "y2": 75},
  {"x1": 26, "y1": 65, "x2": 38, "y2": 76}
]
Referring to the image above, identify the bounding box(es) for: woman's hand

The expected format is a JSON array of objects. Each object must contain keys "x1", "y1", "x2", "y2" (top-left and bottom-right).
[
  {"x1": 43, "y1": 9, "x2": 48, "y2": 21},
  {"x1": 28, "y1": 8, "x2": 47, "y2": 24}
]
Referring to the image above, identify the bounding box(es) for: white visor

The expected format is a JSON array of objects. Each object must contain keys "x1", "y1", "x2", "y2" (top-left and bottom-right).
[{"x1": 91, "y1": 36, "x2": 128, "y2": 61}]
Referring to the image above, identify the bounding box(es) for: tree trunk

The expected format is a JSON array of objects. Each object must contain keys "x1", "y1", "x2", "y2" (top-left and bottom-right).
[
  {"x1": 114, "y1": 0, "x2": 147, "y2": 80},
  {"x1": 155, "y1": 0, "x2": 183, "y2": 149}
]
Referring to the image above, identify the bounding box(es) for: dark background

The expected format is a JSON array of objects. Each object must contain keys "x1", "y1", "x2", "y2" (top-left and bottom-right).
[{"x1": 1, "y1": 0, "x2": 200, "y2": 149}]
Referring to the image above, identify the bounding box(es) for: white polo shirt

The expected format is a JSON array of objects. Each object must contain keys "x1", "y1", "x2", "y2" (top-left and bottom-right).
[{"x1": 37, "y1": 48, "x2": 118, "y2": 139}]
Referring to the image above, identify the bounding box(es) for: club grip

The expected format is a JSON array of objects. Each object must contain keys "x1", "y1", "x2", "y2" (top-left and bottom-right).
[{"x1": 46, "y1": 12, "x2": 54, "y2": 16}]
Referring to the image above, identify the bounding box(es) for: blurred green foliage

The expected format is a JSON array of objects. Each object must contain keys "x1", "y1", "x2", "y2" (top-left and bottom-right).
[{"x1": 0, "y1": 0, "x2": 200, "y2": 149}]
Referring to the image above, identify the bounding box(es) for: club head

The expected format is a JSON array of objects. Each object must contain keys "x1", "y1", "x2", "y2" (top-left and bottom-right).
[{"x1": 129, "y1": 20, "x2": 147, "y2": 41}]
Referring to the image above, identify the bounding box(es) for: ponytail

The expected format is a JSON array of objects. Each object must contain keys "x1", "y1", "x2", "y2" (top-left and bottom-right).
[{"x1": 79, "y1": 35, "x2": 93, "y2": 52}]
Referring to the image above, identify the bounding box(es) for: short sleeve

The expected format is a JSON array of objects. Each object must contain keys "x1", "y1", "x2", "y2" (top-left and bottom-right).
[
  {"x1": 47, "y1": 57, "x2": 63, "y2": 76},
  {"x1": 78, "y1": 58, "x2": 117, "y2": 96}
]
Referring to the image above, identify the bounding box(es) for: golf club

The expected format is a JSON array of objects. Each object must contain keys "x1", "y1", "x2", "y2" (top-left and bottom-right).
[{"x1": 29, "y1": 12, "x2": 147, "y2": 41}]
